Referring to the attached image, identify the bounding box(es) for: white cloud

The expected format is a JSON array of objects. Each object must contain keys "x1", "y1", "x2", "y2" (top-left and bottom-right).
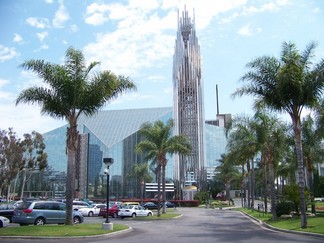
[
  {"x1": 13, "y1": 33, "x2": 23, "y2": 43},
  {"x1": 36, "y1": 31, "x2": 48, "y2": 42},
  {"x1": 238, "y1": 24, "x2": 262, "y2": 36},
  {"x1": 220, "y1": 0, "x2": 291, "y2": 24},
  {"x1": 0, "y1": 78, "x2": 9, "y2": 87},
  {"x1": 44, "y1": 0, "x2": 53, "y2": 3},
  {"x1": 238, "y1": 24, "x2": 252, "y2": 36},
  {"x1": 52, "y1": 1, "x2": 69, "y2": 28},
  {"x1": 0, "y1": 45, "x2": 18, "y2": 62},
  {"x1": 84, "y1": 3, "x2": 112, "y2": 25},
  {"x1": 26, "y1": 17, "x2": 49, "y2": 29}
]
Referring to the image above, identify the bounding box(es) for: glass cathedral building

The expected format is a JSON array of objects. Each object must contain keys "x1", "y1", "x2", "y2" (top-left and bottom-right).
[
  {"x1": 43, "y1": 107, "x2": 227, "y2": 200},
  {"x1": 173, "y1": 8, "x2": 205, "y2": 189}
]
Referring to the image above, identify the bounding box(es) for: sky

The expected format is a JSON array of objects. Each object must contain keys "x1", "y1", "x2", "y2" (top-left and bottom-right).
[{"x1": 1, "y1": 0, "x2": 324, "y2": 138}]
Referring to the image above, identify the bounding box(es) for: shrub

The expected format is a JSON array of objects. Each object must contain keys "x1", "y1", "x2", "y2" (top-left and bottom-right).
[
  {"x1": 194, "y1": 192, "x2": 209, "y2": 204},
  {"x1": 276, "y1": 201, "x2": 295, "y2": 217}
]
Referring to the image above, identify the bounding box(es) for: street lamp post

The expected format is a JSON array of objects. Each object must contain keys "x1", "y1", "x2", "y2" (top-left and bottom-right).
[{"x1": 102, "y1": 158, "x2": 114, "y2": 230}]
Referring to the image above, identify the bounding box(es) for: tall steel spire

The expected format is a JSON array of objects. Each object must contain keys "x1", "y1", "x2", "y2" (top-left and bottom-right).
[{"x1": 173, "y1": 7, "x2": 205, "y2": 199}]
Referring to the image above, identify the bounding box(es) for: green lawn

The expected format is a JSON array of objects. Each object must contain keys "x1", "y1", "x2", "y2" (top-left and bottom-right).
[
  {"x1": 0, "y1": 210, "x2": 180, "y2": 237},
  {"x1": 0, "y1": 223, "x2": 129, "y2": 237},
  {"x1": 238, "y1": 208, "x2": 324, "y2": 235}
]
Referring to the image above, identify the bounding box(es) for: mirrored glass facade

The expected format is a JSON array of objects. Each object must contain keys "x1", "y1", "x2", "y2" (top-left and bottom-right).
[{"x1": 43, "y1": 107, "x2": 227, "y2": 199}]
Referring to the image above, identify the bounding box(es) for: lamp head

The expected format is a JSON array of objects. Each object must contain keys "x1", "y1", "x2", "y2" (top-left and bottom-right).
[{"x1": 103, "y1": 158, "x2": 114, "y2": 167}]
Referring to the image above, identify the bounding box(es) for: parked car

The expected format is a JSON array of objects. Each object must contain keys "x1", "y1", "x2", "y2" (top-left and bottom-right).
[
  {"x1": 164, "y1": 201, "x2": 175, "y2": 208},
  {"x1": 99, "y1": 204, "x2": 121, "y2": 218},
  {"x1": 72, "y1": 200, "x2": 90, "y2": 210},
  {"x1": 0, "y1": 203, "x2": 15, "y2": 222},
  {"x1": 121, "y1": 202, "x2": 140, "y2": 207},
  {"x1": 78, "y1": 204, "x2": 106, "y2": 217},
  {"x1": 142, "y1": 202, "x2": 160, "y2": 210},
  {"x1": 118, "y1": 205, "x2": 153, "y2": 219},
  {"x1": 12, "y1": 200, "x2": 84, "y2": 226},
  {"x1": 0, "y1": 216, "x2": 10, "y2": 228}
]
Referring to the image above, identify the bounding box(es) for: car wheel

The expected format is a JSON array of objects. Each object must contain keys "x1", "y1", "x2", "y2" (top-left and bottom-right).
[
  {"x1": 0, "y1": 221, "x2": 3, "y2": 228},
  {"x1": 132, "y1": 213, "x2": 136, "y2": 218},
  {"x1": 147, "y1": 212, "x2": 152, "y2": 216},
  {"x1": 88, "y1": 211, "x2": 94, "y2": 217},
  {"x1": 113, "y1": 212, "x2": 118, "y2": 218},
  {"x1": 73, "y1": 216, "x2": 81, "y2": 224},
  {"x1": 34, "y1": 217, "x2": 45, "y2": 225}
]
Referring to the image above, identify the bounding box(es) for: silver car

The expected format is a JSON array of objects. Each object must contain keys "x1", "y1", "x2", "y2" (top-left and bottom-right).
[{"x1": 12, "y1": 201, "x2": 84, "y2": 226}]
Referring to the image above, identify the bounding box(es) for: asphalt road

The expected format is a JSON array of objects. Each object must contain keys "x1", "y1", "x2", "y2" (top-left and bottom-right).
[{"x1": 1, "y1": 207, "x2": 323, "y2": 243}]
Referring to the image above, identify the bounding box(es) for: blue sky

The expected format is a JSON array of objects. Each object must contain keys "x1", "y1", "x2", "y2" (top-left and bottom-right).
[{"x1": 1, "y1": 0, "x2": 324, "y2": 137}]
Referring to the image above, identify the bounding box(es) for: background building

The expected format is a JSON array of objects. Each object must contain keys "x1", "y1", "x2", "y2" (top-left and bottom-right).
[
  {"x1": 43, "y1": 107, "x2": 228, "y2": 200},
  {"x1": 173, "y1": 8, "x2": 205, "y2": 195}
]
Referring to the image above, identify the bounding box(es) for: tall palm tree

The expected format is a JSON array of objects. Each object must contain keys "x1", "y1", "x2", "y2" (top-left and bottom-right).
[
  {"x1": 233, "y1": 41, "x2": 324, "y2": 228},
  {"x1": 253, "y1": 111, "x2": 289, "y2": 220},
  {"x1": 301, "y1": 115, "x2": 324, "y2": 214},
  {"x1": 226, "y1": 115, "x2": 258, "y2": 209},
  {"x1": 135, "y1": 119, "x2": 191, "y2": 216},
  {"x1": 127, "y1": 162, "x2": 152, "y2": 204},
  {"x1": 16, "y1": 47, "x2": 136, "y2": 225}
]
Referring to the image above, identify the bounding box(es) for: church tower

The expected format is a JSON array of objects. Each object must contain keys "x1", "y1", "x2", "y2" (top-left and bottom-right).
[{"x1": 173, "y1": 7, "x2": 205, "y2": 199}]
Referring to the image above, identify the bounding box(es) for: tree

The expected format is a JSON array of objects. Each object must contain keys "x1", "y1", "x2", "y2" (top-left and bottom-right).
[
  {"x1": 301, "y1": 115, "x2": 324, "y2": 214},
  {"x1": 233, "y1": 41, "x2": 324, "y2": 228},
  {"x1": 253, "y1": 111, "x2": 289, "y2": 220},
  {"x1": 16, "y1": 47, "x2": 136, "y2": 225},
  {"x1": 0, "y1": 128, "x2": 23, "y2": 200},
  {"x1": 215, "y1": 153, "x2": 240, "y2": 204},
  {"x1": 135, "y1": 119, "x2": 191, "y2": 216},
  {"x1": 127, "y1": 162, "x2": 152, "y2": 203},
  {"x1": 226, "y1": 115, "x2": 258, "y2": 209},
  {"x1": 19, "y1": 131, "x2": 47, "y2": 200}
]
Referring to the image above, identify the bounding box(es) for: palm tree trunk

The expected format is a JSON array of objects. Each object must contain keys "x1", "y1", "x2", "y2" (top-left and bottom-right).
[
  {"x1": 293, "y1": 118, "x2": 307, "y2": 228},
  {"x1": 269, "y1": 160, "x2": 277, "y2": 221},
  {"x1": 251, "y1": 157, "x2": 255, "y2": 211},
  {"x1": 246, "y1": 160, "x2": 251, "y2": 209},
  {"x1": 241, "y1": 166, "x2": 244, "y2": 207},
  {"x1": 65, "y1": 124, "x2": 78, "y2": 225},
  {"x1": 140, "y1": 180, "x2": 144, "y2": 205},
  {"x1": 308, "y1": 169, "x2": 315, "y2": 214},
  {"x1": 162, "y1": 164, "x2": 166, "y2": 214},
  {"x1": 262, "y1": 158, "x2": 268, "y2": 213},
  {"x1": 225, "y1": 181, "x2": 231, "y2": 204},
  {"x1": 157, "y1": 164, "x2": 161, "y2": 217}
]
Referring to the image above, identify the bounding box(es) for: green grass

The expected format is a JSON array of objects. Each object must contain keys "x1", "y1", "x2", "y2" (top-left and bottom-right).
[
  {"x1": 0, "y1": 223, "x2": 128, "y2": 237},
  {"x1": 237, "y1": 208, "x2": 324, "y2": 234},
  {"x1": 0, "y1": 211, "x2": 180, "y2": 237}
]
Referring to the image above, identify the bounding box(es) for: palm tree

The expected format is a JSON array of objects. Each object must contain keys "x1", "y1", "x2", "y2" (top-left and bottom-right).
[
  {"x1": 127, "y1": 162, "x2": 152, "y2": 204},
  {"x1": 215, "y1": 153, "x2": 240, "y2": 204},
  {"x1": 301, "y1": 115, "x2": 324, "y2": 214},
  {"x1": 233, "y1": 41, "x2": 324, "y2": 228},
  {"x1": 135, "y1": 119, "x2": 191, "y2": 216},
  {"x1": 16, "y1": 47, "x2": 136, "y2": 225},
  {"x1": 253, "y1": 111, "x2": 289, "y2": 220},
  {"x1": 226, "y1": 115, "x2": 258, "y2": 209}
]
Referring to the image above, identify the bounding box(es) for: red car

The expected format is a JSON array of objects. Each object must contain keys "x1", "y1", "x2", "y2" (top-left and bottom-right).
[{"x1": 99, "y1": 204, "x2": 120, "y2": 218}]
